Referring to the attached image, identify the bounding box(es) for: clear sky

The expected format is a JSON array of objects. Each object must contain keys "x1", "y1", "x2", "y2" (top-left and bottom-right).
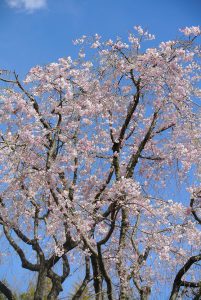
[
  {"x1": 0, "y1": 0, "x2": 200, "y2": 297},
  {"x1": 0, "y1": 0, "x2": 201, "y2": 77}
]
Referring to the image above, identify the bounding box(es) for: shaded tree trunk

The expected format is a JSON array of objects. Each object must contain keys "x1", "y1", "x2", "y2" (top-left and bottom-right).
[
  {"x1": 47, "y1": 279, "x2": 62, "y2": 300},
  {"x1": 34, "y1": 267, "x2": 47, "y2": 300},
  {"x1": 118, "y1": 208, "x2": 129, "y2": 300},
  {"x1": 0, "y1": 281, "x2": 15, "y2": 300},
  {"x1": 91, "y1": 254, "x2": 104, "y2": 300}
]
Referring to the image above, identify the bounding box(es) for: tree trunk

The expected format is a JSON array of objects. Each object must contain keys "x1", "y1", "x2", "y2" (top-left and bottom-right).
[
  {"x1": 169, "y1": 290, "x2": 179, "y2": 300},
  {"x1": 91, "y1": 254, "x2": 104, "y2": 300},
  {"x1": 34, "y1": 267, "x2": 47, "y2": 300},
  {"x1": 119, "y1": 292, "x2": 130, "y2": 300},
  {"x1": 47, "y1": 278, "x2": 62, "y2": 300},
  {"x1": 118, "y1": 208, "x2": 129, "y2": 300},
  {"x1": 169, "y1": 283, "x2": 181, "y2": 300}
]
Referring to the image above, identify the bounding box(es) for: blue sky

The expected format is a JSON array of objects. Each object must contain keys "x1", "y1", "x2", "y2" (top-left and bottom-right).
[
  {"x1": 0, "y1": 0, "x2": 200, "y2": 297},
  {"x1": 0, "y1": 0, "x2": 201, "y2": 77}
]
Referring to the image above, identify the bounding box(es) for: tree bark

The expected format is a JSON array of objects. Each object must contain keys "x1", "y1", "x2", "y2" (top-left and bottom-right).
[
  {"x1": 0, "y1": 281, "x2": 15, "y2": 300},
  {"x1": 140, "y1": 287, "x2": 151, "y2": 300},
  {"x1": 91, "y1": 254, "x2": 103, "y2": 300},
  {"x1": 34, "y1": 267, "x2": 47, "y2": 300},
  {"x1": 118, "y1": 208, "x2": 129, "y2": 300},
  {"x1": 47, "y1": 278, "x2": 62, "y2": 300},
  {"x1": 169, "y1": 254, "x2": 201, "y2": 300}
]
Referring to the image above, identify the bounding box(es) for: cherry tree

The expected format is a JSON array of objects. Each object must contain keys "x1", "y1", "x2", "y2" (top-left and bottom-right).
[{"x1": 0, "y1": 25, "x2": 200, "y2": 300}]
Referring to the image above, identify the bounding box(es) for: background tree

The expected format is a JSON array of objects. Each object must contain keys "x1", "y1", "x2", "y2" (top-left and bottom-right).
[{"x1": 0, "y1": 25, "x2": 200, "y2": 300}]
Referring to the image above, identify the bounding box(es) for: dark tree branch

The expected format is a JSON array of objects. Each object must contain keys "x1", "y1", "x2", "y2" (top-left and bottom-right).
[
  {"x1": 12, "y1": 226, "x2": 45, "y2": 262},
  {"x1": 139, "y1": 155, "x2": 164, "y2": 161},
  {"x1": 3, "y1": 226, "x2": 39, "y2": 272},
  {"x1": 61, "y1": 254, "x2": 70, "y2": 282},
  {"x1": 90, "y1": 254, "x2": 103, "y2": 300},
  {"x1": 47, "y1": 238, "x2": 78, "y2": 269},
  {"x1": 0, "y1": 281, "x2": 15, "y2": 300},
  {"x1": 155, "y1": 123, "x2": 175, "y2": 134},
  {"x1": 97, "y1": 211, "x2": 118, "y2": 246},
  {"x1": 97, "y1": 245, "x2": 113, "y2": 300},
  {"x1": 190, "y1": 198, "x2": 201, "y2": 225},
  {"x1": 126, "y1": 111, "x2": 158, "y2": 178},
  {"x1": 181, "y1": 280, "x2": 201, "y2": 288},
  {"x1": 169, "y1": 254, "x2": 201, "y2": 300},
  {"x1": 94, "y1": 168, "x2": 114, "y2": 205},
  {"x1": 47, "y1": 256, "x2": 70, "y2": 300},
  {"x1": 72, "y1": 256, "x2": 90, "y2": 300},
  {"x1": 118, "y1": 86, "x2": 140, "y2": 146}
]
